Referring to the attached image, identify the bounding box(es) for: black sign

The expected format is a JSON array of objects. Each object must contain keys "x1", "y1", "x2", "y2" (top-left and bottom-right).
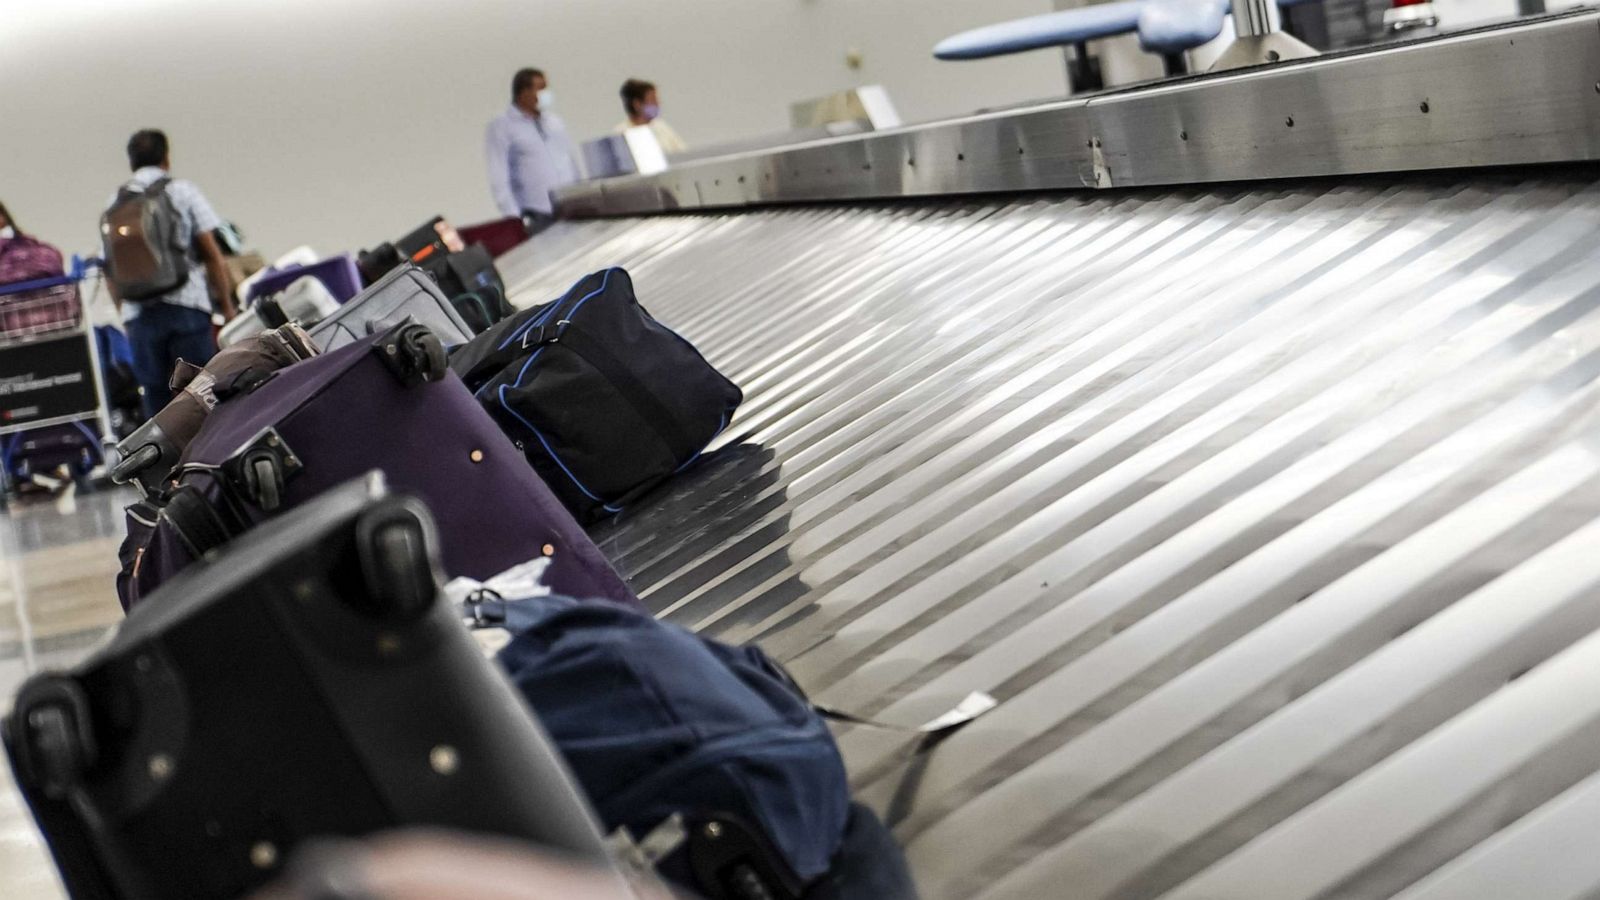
[{"x1": 0, "y1": 333, "x2": 99, "y2": 429}]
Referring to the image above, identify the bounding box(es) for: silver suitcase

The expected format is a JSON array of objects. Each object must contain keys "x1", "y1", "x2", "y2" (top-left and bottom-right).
[{"x1": 309, "y1": 264, "x2": 472, "y2": 351}]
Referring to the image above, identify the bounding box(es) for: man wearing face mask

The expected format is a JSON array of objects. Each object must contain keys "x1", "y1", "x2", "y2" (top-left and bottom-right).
[
  {"x1": 614, "y1": 79, "x2": 688, "y2": 155},
  {"x1": 485, "y1": 67, "x2": 581, "y2": 227}
]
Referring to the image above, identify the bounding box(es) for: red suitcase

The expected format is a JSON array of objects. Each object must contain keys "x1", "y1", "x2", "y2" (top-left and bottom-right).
[{"x1": 458, "y1": 216, "x2": 530, "y2": 259}]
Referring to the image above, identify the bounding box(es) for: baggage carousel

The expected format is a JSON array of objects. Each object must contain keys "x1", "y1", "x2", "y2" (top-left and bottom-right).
[{"x1": 500, "y1": 12, "x2": 1600, "y2": 899}]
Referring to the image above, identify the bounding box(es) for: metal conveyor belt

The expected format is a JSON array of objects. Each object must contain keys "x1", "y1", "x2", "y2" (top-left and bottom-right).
[{"x1": 497, "y1": 170, "x2": 1600, "y2": 900}]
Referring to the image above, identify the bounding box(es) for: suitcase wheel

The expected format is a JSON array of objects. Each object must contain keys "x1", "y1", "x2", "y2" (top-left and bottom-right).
[
  {"x1": 355, "y1": 504, "x2": 438, "y2": 621},
  {"x1": 223, "y1": 429, "x2": 302, "y2": 513},
  {"x1": 26, "y1": 708, "x2": 82, "y2": 795},
  {"x1": 251, "y1": 457, "x2": 282, "y2": 511},
  {"x1": 235, "y1": 451, "x2": 286, "y2": 512},
  {"x1": 375, "y1": 322, "x2": 447, "y2": 387},
  {"x1": 688, "y1": 814, "x2": 806, "y2": 900},
  {"x1": 11, "y1": 676, "x2": 97, "y2": 799}
]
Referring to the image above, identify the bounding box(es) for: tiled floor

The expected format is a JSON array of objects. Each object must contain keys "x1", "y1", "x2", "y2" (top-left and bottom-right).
[{"x1": 0, "y1": 486, "x2": 131, "y2": 898}]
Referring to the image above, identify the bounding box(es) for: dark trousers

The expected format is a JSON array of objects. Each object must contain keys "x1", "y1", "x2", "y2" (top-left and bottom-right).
[{"x1": 126, "y1": 303, "x2": 216, "y2": 419}]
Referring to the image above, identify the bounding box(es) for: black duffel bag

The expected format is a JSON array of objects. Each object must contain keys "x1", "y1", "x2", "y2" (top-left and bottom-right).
[
  {"x1": 450, "y1": 267, "x2": 742, "y2": 522},
  {"x1": 419, "y1": 243, "x2": 515, "y2": 335}
]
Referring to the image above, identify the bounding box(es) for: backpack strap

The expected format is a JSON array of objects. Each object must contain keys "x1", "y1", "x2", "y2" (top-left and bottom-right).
[
  {"x1": 721, "y1": 638, "x2": 997, "y2": 741},
  {"x1": 810, "y1": 692, "x2": 997, "y2": 739},
  {"x1": 115, "y1": 174, "x2": 171, "y2": 199}
]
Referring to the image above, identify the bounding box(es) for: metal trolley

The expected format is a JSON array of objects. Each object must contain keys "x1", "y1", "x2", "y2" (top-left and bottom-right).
[{"x1": 0, "y1": 258, "x2": 117, "y2": 500}]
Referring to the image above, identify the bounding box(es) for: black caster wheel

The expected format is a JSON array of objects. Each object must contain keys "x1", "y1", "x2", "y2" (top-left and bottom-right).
[
  {"x1": 222, "y1": 429, "x2": 300, "y2": 513},
  {"x1": 10, "y1": 676, "x2": 96, "y2": 800},
  {"x1": 376, "y1": 322, "x2": 447, "y2": 387},
  {"x1": 231, "y1": 450, "x2": 285, "y2": 512},
  {"x1": 250, "y1": 456, "x2": 282, "y2": 511},
  {"x1": 354, "y1": 503, "x2": 438, "y2": 621}
]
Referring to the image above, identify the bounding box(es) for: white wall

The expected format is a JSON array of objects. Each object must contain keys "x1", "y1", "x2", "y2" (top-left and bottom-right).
[{"x1": 0, "y1": 0, "x2": 1064, "y2": 261}]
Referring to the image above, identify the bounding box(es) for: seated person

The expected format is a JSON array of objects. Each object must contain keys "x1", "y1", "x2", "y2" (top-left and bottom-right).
[
  {"x1": 614, "y1": 79, "x2": 688, "y2": 155},
  {"x1": 0, "y1": 200, "x2": 66, "y2": 285}
]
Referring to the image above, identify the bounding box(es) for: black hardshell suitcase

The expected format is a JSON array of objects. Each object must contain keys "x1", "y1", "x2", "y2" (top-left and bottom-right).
[
  {"x1": 6, "y1": 474, "x2": 615, "y2": 900},
  {"x1": 307, "y1": 264, "x2": 472, "y2": 351}
]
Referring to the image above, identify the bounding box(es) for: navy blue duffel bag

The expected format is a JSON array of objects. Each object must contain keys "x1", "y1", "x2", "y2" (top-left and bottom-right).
[
  {"x1": 450, "y1": 267, "x2": 742, "y2": 523},
  {"x1": 483, "y1": 594, "x2": 915, "y2": 899}
]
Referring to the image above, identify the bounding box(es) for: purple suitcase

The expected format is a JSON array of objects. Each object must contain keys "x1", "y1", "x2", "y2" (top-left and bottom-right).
[
  {"x1": 244, "y1": 253, "x2": 363, "y2": 305},
  {"x1": 119, "y1": 323, "x2": 639, "y2": 612}
]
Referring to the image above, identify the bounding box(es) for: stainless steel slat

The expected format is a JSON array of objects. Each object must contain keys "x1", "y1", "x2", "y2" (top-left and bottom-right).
[
  {"x1": 555, "y1": 13, "x2": 1600, "y2": 216},
  {"x1": 1148, "y1": 530, "x2": 1600, "y2": 900},
  {"x1": 1392, "y1": 770, "x2": 1600, "y2": 900},
  {"x1": 786, "y1": 188, "x2": 1596, "y2": 686},
  {"x1": 932, "y1": 436, "x2": 1600, "y2": 899},
  {"x1": 496, "y1": 171, "x2": 1600, "y2": 899}
]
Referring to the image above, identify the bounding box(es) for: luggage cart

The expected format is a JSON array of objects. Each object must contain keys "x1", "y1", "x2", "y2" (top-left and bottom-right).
[{"x1": 0, "y1": 258, "x2": 116, "y2": 502}]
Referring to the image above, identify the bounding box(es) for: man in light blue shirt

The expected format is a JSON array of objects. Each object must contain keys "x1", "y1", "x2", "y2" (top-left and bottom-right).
[
  {"x1": 104, "y1": 129, "x2": 234, "y2": 418},
  {"x1": 485, "y1": 67, "x2": 582, "y2": 219}
]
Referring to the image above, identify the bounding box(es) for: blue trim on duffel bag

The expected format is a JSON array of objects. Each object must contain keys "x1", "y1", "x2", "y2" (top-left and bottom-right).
[{"x1": 495, "y1": 270, "x2": 623, "y2": 512}]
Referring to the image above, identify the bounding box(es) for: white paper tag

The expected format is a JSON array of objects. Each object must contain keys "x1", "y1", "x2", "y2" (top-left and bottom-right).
[{"x1": 919, "y1": 691, "x2": 998, "y2": 734}]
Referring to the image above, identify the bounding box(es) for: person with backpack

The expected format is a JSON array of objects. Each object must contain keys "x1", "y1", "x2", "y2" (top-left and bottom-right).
[{"x1": 102, "y1": 129, "x2": 237, "y2": 418}]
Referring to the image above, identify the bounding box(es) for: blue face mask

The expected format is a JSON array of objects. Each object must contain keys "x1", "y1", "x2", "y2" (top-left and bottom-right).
[{"x1": 641, "y1": 103, "x2": 660, "y2": 122}]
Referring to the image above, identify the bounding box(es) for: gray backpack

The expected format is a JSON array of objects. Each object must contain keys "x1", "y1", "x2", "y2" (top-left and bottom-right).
[{"x1": 101, "y1": 178, "x2": 189, "y2": 301}]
